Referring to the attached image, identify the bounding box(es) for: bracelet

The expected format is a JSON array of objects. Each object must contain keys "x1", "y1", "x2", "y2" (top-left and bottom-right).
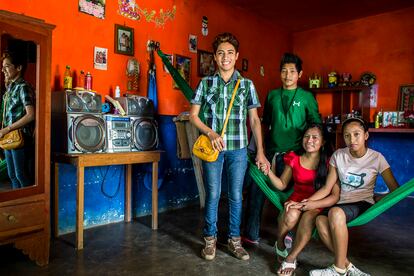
[{"x1": 206, "y1": 131, "x2": 211, "y2": 137}]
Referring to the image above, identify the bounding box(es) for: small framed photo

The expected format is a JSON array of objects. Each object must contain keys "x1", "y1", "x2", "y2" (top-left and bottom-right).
[
  {"x1": 174, "y1": 55, "x2": 191, "y2": 89},
  {"x1": 114, "y1": 24, "x2": 134, "y2": 56},
  {"x1": 197, "y1": 50, "x2": 216, "y2": 77},
  {"x1": 242, "y1": 58, "x2": 248, "y2": 72},
  {"x1": 398, "y1": 84, "x2": 414, "y2": 111},
  {"x1": 94, "y1": 46, "x2": 108, "y2": 70},
  {"x1": 189, "y1": 34, "x2": 197, "y2": 53}
]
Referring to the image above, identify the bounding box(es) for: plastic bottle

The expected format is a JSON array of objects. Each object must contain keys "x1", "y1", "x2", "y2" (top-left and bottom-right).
[
  {"x1": 78, "y1": 70, "x2": 85, "y2": 89},
  {"x1": 85, "y1": 72, "x2": 92, "y2": 90},
  {"x1": 378, "y1": 109, "x2": 383, "y2": 127},
  {"x1": 63, "y1": 65, "x2": 72, "y2": 89},
  {"x1": 375, "y1": 112, "x2": 380, "y2": 128},
  {"x1": 115, "y1": 85, "x2": 121, "y2": 98}
]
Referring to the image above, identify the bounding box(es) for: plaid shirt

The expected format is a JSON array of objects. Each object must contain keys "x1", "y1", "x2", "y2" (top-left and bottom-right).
[
  {"x1": 191, "y1": 70, "x2": 260, "y2": 150},
  {"x1": 2, "y1": 77, "x2": 35, "y2": 135}
]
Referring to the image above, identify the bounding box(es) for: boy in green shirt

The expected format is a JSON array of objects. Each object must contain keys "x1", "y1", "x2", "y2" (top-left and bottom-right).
[{"x1": 243, "y1": 53, "x2": 321, "y2": 246}]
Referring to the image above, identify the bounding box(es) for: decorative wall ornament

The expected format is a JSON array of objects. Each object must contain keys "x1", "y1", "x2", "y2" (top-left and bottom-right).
[
  {"x1": 201, "y1": 16, "x2": 208, "y2": 36},
  {"x1": 118, "y1": 0, "x2": 176, "y2": 27},
  {"x1": 79, "y1": 0, "x2": 106, "y2": 19},
  {"x1": 118, "y1": 0, "x2": 140, "y2": 20},
  {"x1": 140, "y1": 5, "x2": 176, "y2": 27}
]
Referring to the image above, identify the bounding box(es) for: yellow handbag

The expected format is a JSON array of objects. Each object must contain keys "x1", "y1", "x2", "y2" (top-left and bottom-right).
[
  {"x1": 0, "y1": 93, "x2": 25, "y2": 150},
  {"x1": 192, "y1": 79, "x2": 241, "y2": 162},
  {"x1": 0, "y1": 128, "x2": 24, "y2": 150}
]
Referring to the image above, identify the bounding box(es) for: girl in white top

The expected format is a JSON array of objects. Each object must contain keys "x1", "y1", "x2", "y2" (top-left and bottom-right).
[{"x1": 295, "y1": 117, "x2": 399, "y2": 276}]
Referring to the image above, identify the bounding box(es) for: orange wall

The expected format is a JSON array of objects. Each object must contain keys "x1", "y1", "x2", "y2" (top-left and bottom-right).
[
  {"x1": 0, "y1": 0, "x2": 290, "y2": 115},
  {"x1": 293, "y1": 7, "x2": 414, "y2": 121}
]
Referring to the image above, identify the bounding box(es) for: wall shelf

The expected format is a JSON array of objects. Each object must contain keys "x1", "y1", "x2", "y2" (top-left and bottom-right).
[
  {"x1": 368, "y1": 128, "x2": 414, "y2": 133},
  {"x1": 311, "y1": 86, "x2": 371, "y2": 123}
]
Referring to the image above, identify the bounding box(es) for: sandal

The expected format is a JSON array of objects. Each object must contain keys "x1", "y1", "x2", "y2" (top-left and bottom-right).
[
  {"x1": 277, "y1": 260, "x2": 297, "y2": 276},
  {"x1": 274, "y1": 241, "x2": 288, "y2": 262}
]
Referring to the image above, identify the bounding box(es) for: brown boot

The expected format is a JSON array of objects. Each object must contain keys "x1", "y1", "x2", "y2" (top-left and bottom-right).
[
  {"x1": 228, "y1": 237, "x2": 250, "y2": 260},
  {"x1": 201, "y1": 236, "x2": 217, "y2": 261}
]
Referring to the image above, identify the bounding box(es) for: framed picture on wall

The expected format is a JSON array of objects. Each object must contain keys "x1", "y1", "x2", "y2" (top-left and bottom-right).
[
  {"x1": 79, "y1": 0, "x2": 106, "y2": 19},
  {"x1": 398, "y1": 84, "x2": 414, "y2": 111},
  {"x1": 197, "y1": 50, "x2": 215, "y2": 77},
  {"x1": 174, "y1": 55, "x2": 191, "y2": 89},
  {"x1": 114, "y1": 24, "x2": 134, "y2": 56},
  {"x1": 242, "y1": 58, "x2": 248, "y2": 72}
]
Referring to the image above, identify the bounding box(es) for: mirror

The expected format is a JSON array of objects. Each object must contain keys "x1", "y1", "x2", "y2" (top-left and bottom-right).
[{"x1": 0, "y1": 34, "x2": 37, "y2": 192}]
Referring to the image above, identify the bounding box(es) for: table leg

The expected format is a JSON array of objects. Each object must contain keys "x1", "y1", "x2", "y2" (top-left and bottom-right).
[
  {"x1": 152, "y1": 161, "x2": 158, "y2": 230},
  {"x1": 125, "y1": 164, "x2": 132, "y2": 222},
  {"x1": 54, "y1": 162, "x2": 59, "y2": 238},
  {"x1": 76, "y1": 166, "x2": 84, "y2": 250}
]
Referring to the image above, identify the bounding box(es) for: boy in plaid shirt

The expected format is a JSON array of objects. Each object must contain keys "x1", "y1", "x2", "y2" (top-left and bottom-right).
[
  {"x1": 190, "y1": 32, "x2": 268, "y2": 261},
  {"x1": 1, "y1": 49, "x2": 35, "y2": 189}
]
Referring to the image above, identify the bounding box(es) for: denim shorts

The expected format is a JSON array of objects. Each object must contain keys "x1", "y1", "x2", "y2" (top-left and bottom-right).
[{"x1": 322, "y1": 201, "x2": 373, "y2": 222}]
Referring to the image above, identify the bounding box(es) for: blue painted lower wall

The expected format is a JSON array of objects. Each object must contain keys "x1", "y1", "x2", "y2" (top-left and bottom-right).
[
  {"x1": 56, "y1": 115, "x2": 199, "y2": 235},
  {"x1": 56, "y1": 121, "x2": 414, "y2": 234},
  {"x1": 368, "y1": 132, "x2": 414, "y2": 194}
]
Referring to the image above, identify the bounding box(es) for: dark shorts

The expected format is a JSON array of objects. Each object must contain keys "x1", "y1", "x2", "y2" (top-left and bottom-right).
[{"x1": 321, "y1": 201, "x2": 373, "y2": 222}]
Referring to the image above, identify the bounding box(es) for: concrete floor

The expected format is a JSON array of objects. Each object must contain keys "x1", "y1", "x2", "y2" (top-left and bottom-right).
[{"x1": 1, "y1": 197, "x2": 413, "y2": 276}]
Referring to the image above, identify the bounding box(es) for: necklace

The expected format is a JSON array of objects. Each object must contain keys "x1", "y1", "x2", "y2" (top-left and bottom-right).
[{"x1": 280, "y1": 87, "x2": 298, "y2": 127}]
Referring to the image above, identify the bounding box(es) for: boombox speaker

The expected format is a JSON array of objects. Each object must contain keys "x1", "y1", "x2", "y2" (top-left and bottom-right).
[
  {"x1": 52, "y1": 113, "x2": 106, "y2": 154},
  {"x1": 116, "y1": 95, "x2": 154, "y2": 116},
  {"x1": 130, "y1": 116, "x2": 158, "y2": 151},
  {"x1": 52, "y1": 90, "x2": 102, "y2": 114}
]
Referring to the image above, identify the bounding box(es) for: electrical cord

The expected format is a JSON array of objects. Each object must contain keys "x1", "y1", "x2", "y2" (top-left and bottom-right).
[{"x1": 93, "y1": 166, "x2": 123, "y2": 198}]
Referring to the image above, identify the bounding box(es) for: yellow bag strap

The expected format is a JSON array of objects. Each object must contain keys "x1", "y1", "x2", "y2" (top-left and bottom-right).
[
  {"x1": 220, "y1": 78, "x2": 241, "y2": 137},
  {"x1": 1, "y1": 92, "x2": 8, "y2": 129}
]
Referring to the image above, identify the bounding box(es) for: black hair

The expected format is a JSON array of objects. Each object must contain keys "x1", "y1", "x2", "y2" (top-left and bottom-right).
[
  {"x1": 341, "y1": 117, "x2": 368, "y2": 133},
  {"x1": 279, "y1": 52, "x2": 303, "y2": 73},
  {"x1": 212, "y1": 32, "x2": 239, "y2": 54},
  {"x1": 295, "y1": 123, "x2": 333, "y2": 190},
  {"x1": 2, "y1": 50, "x2": 28, "y2": 76}
]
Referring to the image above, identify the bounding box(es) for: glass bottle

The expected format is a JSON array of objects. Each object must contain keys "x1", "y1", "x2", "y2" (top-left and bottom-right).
[
  {"x1": 63, "y1": 65, "x2": 72, "y2": 90},
  {"x1": 78, "y1": 70, "x2": 85, "y2": 89}
]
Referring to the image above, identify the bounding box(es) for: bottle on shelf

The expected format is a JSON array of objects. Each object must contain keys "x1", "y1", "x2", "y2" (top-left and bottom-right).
[
  {"x1": 375, "y1": 112, "x2": 381, "y2": 128},
  {"x1": 378, "y1": 108, "x2": 383, "y2": 127},
  {"x1": 85, "y1": 72, "x2": 92, "y2": 90},
  {"x1": 78, "y1": 70, "x2": 85, "y2": 89},
  {"x1": 115, "y1": 85, "x2": 121, "y2": 98},
  {"x1": 63, "y1": 65, "x2": 72, "y2": 90}
]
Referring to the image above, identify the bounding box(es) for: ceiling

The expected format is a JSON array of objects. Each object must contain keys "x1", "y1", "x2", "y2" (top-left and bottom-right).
[{"x1": 228, "y1": 0, "x2": 414, "y2": 32}]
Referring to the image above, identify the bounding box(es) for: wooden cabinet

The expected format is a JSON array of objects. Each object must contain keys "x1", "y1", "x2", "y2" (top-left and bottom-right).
[
  {"x1": 312, "y1": 86, "x2": 371, "y2": 123},
  {"x1": 0, "y1": 10, "x2": 54, "y2": 266}
]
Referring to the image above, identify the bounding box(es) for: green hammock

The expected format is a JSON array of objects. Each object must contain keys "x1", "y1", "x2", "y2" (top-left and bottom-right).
[
  {"x1": 157, "y1": 49, "x2": 193, "y2": 102},
  {"x1": 0, "y1": 159, "x2": 8, "y2": 181},
  {"x1": 157, "y1": 48, "x2": 414, "y2": 227},
  {"x1": 249, "y1": 153, "x2": 414, "y2": 227},
  {"x1": 247, "y1": 157, "x2": 293, "y2": 211}
]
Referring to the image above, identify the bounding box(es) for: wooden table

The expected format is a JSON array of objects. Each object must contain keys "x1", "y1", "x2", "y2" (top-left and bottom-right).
[{"x1": 53, "y1": 151, "x2": 161, "y2": 250}]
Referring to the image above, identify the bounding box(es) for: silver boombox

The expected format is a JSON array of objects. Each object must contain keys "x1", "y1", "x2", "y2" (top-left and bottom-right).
[{"x1": 105, "y1": 115, "x2": 132, "y2": 152}]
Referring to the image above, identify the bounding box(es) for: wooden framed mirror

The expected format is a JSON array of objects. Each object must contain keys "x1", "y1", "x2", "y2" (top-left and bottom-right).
[{"x1": 0, "y1": 10, "x2": 54, "y2": 266}]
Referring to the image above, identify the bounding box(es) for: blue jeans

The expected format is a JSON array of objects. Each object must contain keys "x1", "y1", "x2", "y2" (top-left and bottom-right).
[
  {"x1": 244, "y1": 152, "x2": 286, "y2": 241},
  {"x1": 5, "y1": 146, "x2": 32, "y2": 189},
  {"x1": 203, "y1": 147, "x2": 248, "y2": 238}
]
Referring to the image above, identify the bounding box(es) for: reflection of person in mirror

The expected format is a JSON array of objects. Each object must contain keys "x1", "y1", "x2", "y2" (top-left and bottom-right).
[{"x1": 1, "y1": 49, "x2": 35, "y2": 189}]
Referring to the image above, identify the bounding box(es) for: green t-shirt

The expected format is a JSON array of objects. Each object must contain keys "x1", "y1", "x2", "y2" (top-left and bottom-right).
[{"x1": 262, "y1": 87, "x2": 321, "y2": 154}]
